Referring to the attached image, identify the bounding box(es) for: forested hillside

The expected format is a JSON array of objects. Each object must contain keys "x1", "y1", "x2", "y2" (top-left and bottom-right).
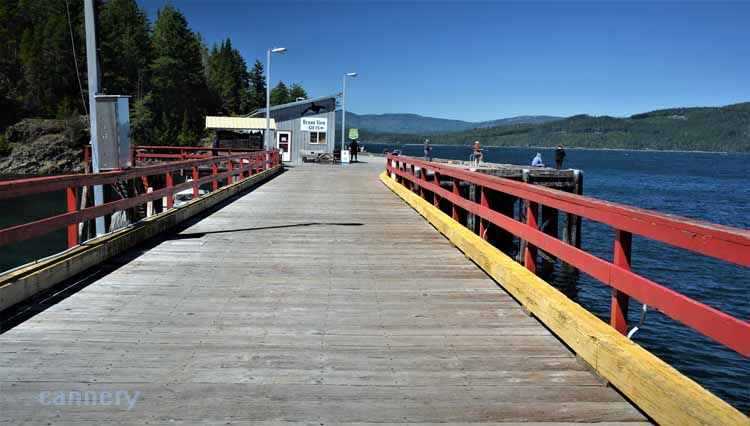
[
  {"x1": 0, "y1": 0, "x2": 308, "y2": 151},
  {"x1": 361, "y1": 103, "x2": 750, "y2": 152}
]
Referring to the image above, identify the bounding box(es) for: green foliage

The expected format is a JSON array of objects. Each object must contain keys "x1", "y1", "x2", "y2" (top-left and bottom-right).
[
  {"x1": 98, "y1": 0, "x2": 151, "y2": 98},
  {"x1": 288, "y1": 83, "x2": 308, "y2": 102},
  {"x1": 0, "y1": 0, "x2": 306, "y2": 147},
  {"x1": 147, "y1": 4, "x2": 210, "y2": 145},
  {"x1": 270, "y1": 81, "x2": 288, "y2": 106},
  {"x1": 361, "y1": 103, "x2": 750, "y2": 152},
  {"x1": 206, "y1": 38, "x2": 250, "y2": 115},
  {"x1": 247, "y1": 60, "x2": 266, "y2": 111}
]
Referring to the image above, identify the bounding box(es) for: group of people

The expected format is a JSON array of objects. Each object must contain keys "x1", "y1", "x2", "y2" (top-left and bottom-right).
[
  {"x1": 532, "y1": 145, "x2": 566, "y2": 169},
  {"x1": 423, "y1": 139, "x2": 567, "y2": 169}
]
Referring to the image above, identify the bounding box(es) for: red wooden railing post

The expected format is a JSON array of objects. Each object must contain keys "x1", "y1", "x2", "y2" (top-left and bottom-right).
[
  {"x1": 452, "y1": 177, "x2": 460, "y2": 221},
  {"x1": 612, "y1": 229, "x2": 633, "y2": 335},
  {"x1": 192, "y1": 165, "x2": 199, "y2": 198},
  {"x1": 66, "y1": 186, "x2": 78, "y2": 248},
  {"x1": 479, "y1": 186, "x2": 488, "y2": 240},
  {"x1": 524, "y1": 201, "x2": 539, "y2": 273},
  {"x1": 238, "y1": 158, "x2": 244, "y2": 180},
  {"x1": 227, "y1": 159, "x2": 233, "y2": 185},
  {"x1": 211, "y1": 161, "x2": 218, "y2": 191},
  {"x1": 165, "y1": 171, "x2": 174, "y2": 209},
  {"x1": 433, "y1": 171, "x2": 440, "y2": 208}
]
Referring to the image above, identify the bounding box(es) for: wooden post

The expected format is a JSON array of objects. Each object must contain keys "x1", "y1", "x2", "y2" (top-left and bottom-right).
[
  {"x1": 524, "y1": 201, "x2": 539, "y2": 274},
  {"x1": 467, "y1": 183, "x2": 478, "y2": 234},
  {"x1": 433, "y1": 171, "x2": 440, "y2": 208},
  {"x1": 611, "y1": 230, "x2": 632, "y2": 335},
  {"x1": 452, "y1": 177, "x2": 459, "y2": 222},
  {"x1": 517, "y1": 169, "x2": 530, "y2": 263},
  {"x1": 573, "y1": 170, "x2": 583, "y2": 249},
  {"x1": 479, "y1": 187, "x2": 488, "y2": 240},
  {"x1": 192, "y1": 166, "x2": 199, "y2": 198},
  {"x1": 211, "y1": 162, "x2": 218, "y2": 191},
  {"x1": 227, "y1": 159, "x2": 233, "y2": 185},
  {"x1": 66, "y1": 186, "x2": 78, "y2": 248},
  {"x1": 165, "y1": 171, "x2": 174, "y2": 209},
  {"x1": 540, "y1": 205, "x2": 559, "y2": 271}
]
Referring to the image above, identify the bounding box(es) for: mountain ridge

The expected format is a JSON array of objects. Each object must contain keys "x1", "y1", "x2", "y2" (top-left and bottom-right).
[{"x1": 342, "y1": 112, "x2": 562, "y2": 134}]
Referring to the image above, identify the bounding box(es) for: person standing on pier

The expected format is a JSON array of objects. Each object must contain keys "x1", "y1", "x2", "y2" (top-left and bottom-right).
[
  {"x1": 555, "y1": 145, "x2": 566, "y2": 169},
  {"x1": 349, "y1": 139, "x2": 359, "y2": 162},
  {"x1": 472, "y1": 141, "x2": 483, "y2": 165},
  {"x1": 424, "y1": 139, "x2": 433, "y2": 162}
]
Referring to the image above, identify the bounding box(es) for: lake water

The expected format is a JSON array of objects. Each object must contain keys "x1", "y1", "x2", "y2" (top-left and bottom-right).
[
  {"x1": 364, "y1": 143, "x2": 750, "y2": 413},
  {"x1": 2, "y1": 146, "x2": 749, "y2": 412}
]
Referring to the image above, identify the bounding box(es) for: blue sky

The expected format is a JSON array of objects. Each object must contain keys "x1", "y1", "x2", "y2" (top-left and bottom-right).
[{"x1": 139, "y1": 1, "x2": 750, "y2": 121}]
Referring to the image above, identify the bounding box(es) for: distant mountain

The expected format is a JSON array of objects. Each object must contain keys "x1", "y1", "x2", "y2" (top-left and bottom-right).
[
  {"x1": 358, "y1": 102, "x2": 750, "y2": 152},
  {"x1": 342, "y1": 112, "x2": 562, "y2": 135}
]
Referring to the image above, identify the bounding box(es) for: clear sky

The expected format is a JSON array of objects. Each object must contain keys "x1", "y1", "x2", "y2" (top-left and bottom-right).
[{"x1": 138, "y1": 1, "x2": 750, "y2": 122}]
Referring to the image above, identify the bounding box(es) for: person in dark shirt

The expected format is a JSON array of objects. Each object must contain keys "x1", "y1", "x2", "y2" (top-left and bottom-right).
[
  {"x1": 555, "y1": 145, "x2": 566, "y2": 169},
  {"x1": 349, "y1": 140, "x2": 359, "y2": 162}
]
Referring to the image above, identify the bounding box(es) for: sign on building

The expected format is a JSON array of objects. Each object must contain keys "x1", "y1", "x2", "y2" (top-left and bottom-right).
[{"x1": 301, "y1": 117, "x2": 327, "y2": 132}]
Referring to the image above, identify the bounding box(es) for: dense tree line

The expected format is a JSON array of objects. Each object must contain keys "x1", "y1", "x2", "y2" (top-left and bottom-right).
[
  {"x1": 361, "y1": 103, "x2": 750, "y2": 153},
  {"x1": 0, "y1": 0, "x2": 308, "y2": 146}
]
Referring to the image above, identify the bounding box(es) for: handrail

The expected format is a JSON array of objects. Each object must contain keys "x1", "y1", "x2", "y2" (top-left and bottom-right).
[
  {"x1": 386, "y1": 154, "x2": 750, "y2": 357},
  {"x1": 0, "y1": 149, "x2": 280, "y2": 251}
]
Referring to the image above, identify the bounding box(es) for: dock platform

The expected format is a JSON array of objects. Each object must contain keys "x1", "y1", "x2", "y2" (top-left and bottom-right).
[{"x1": 0, "y1": 159, "x2": 649, "y2": 424}]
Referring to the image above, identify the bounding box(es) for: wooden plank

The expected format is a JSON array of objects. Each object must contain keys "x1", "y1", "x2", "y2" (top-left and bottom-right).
[{"x1": 381, "y1": 170, "x2": 748, "y2": 426}]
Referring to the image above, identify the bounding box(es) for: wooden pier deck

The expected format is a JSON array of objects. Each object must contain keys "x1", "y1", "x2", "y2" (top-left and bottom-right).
[{"x1": 0, "y1": 160, "x2": 648, "y2": 425}]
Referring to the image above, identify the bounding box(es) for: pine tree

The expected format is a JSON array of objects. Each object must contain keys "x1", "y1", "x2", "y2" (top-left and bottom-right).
[
  {"x1": 288, "y1": 83, "x2": 308, "y2": 102},
  {"x1": 247, "y1": 59, "x2": 266, "y2": 111},
  {"x1": 270, "y1": 81, "x2": 288, "y2": 106},
  {"x1": 139, "y1": 4, "x2": 209, "y2": 145},
  {"x1": 206, "y1": 38, "x2": 250, "y2": 115},
  {"x1": 98, "y1": 0, "x2": 151, "y2": 99}
]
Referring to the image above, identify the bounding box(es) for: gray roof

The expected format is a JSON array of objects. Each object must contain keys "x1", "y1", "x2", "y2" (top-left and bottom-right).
[{"x1": 247, "y1": 93, "x2": 342, "y2": 117}]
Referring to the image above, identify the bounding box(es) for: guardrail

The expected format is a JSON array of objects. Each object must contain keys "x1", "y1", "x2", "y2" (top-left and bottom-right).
[
  {"x1": 0, "y1": 149, "x2": 280, "y2": 252},
  {"x1": 386, "y1": 154, "x2": 750, "y2": 357}
]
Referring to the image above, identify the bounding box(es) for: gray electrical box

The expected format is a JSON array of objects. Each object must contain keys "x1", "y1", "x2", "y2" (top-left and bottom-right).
[{"x1": 95, "y1": 95, "x2": 131, "y2": 170}]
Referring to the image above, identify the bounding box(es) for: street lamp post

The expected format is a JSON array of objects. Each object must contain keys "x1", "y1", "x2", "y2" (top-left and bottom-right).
[
  {"x1": 341, "y1": 72, "x2": 357, "y2": 159},
  {"x1": 265, "y1": 47, "x2": 287, "y2": 150}
]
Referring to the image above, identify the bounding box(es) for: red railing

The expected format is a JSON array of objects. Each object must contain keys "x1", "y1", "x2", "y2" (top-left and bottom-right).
[
  {"x1": 0, "y1": 149, "x2": 280, "y2": 253},
  {"x1": 387, "y1": 155, "x2": 750, "y2": 357},
  {"x1": 83, "y1": 145, "x2": 264, "y2": 169}
]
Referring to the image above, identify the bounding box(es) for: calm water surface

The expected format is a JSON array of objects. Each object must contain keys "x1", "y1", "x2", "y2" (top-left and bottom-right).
[{"x1": 365, "y1": 143, "x2": 750, "y2": 412}]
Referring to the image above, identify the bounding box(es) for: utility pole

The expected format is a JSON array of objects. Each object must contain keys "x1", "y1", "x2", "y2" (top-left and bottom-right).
[{"x1": 84, "y1": 0, "x2": 105, "y2": 236}]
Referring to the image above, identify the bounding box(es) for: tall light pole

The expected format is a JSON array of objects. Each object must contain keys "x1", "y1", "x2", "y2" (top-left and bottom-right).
[
  {"x1": 341, "y1": 72, "x2": 357, "y2": 157},
  {"x1": 84, "y1": 0, "x2": 105, "y2": 236},
  {"x1": 265, "y1": 47, "x2": 287, "y2": 149}
]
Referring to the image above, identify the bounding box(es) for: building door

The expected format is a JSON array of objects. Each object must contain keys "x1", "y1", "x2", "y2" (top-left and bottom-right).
[{"x1": 277, "y1": 131, "x2": 291, "y2": 162}]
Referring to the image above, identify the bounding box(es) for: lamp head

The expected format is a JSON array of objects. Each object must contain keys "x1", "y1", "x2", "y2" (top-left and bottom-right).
[
  {"x1": 271, "y1": 47, "x2": 287, "y2": 54},
  {"x1": 347, "y1": 72, "x2": 358, "y2": 77}
]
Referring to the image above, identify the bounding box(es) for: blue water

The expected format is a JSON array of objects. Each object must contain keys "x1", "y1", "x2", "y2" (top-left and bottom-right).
[{"x1": 365, "y1": 143, "x2": 750, "y2": 413}]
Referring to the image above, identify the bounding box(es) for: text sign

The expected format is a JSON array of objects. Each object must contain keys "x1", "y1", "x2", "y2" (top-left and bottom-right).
[{"x1": 301, "y1": 117, "x2": 327, "y2": 132}]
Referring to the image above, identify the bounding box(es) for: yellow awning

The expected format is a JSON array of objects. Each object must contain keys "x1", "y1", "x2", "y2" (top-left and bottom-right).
[{"x1": 205, "y1": 116, "x2": 275, "y2": 130}]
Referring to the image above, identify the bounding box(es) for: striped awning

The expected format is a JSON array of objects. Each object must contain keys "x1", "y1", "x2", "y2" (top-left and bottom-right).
[{"x1": 205, "y1": 116, "x2": 276, "y2": 130}]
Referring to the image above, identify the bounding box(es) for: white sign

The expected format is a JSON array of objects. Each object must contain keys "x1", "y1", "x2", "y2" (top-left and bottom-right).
[
  {"x1": 300, "y1": 117, "x2": 327, "y2": 132},
  {"x1": 341, "y1": 149, "x2": 350, "y2": 164}
]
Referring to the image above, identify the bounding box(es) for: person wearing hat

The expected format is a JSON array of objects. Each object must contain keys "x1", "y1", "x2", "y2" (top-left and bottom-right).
[
  {"x1": 472, "y1": 141, "x2": 483, "y2": 165},
  {"x1": 424, "y1": 139, "x2": 433, "y2": 162}
]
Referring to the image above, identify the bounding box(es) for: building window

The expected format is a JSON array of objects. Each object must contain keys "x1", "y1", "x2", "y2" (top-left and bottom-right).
[{"x1": 310, "y1": 132, "x2": 327, "y2": 144}]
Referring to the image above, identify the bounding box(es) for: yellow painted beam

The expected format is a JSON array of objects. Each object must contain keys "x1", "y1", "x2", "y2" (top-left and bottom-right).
[
  {"x1": 380, "y1": 171, "x2": 749, "y2": 426},
  {"x1": 0, "y1": 166, "x2": 282, "y2": 312}
]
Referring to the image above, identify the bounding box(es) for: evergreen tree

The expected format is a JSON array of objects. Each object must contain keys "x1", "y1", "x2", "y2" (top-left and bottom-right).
[
  {"x1": 98, "y1": 0, "x2": 151, "y2": 99},
  {"x1": 247, "y1": 59, "x2": 266, "y2": 111},
  {"x1": 270, "y1": 81, "x2": 288, "y2": 106},
  {"x1": 288, "y1": 83, "x2": 308, "y2": 102},
  {"x1": 206, "y1": 38, "x2": 250, "y2": 115},
  {"x1": 138, "y1": 4, "x2": 209, "y2": 145}
]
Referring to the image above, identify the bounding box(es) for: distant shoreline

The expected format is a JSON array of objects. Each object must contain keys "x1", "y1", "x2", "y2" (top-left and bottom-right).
[{"x1": 361, "y1": 142, "x2": 740, "y2": 155}]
